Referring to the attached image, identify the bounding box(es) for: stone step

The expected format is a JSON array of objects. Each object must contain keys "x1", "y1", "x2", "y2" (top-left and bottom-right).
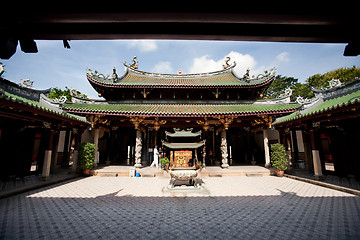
[
  {"x1": 93, "y1": 168, "x2": 164, "y2": 177},
  {"x1": 208, "y1": 173, "x2": 222, "y2": 177},
  {"x1": 94, "y1": 171, "x2": 129, "y2": 177},
  {"x1": 141, "y1": 173, "x2": 156, "y2": 177},
  {"x1": 92, "y1": 166, "x2": 273, "y2": 178},
  {"x1": 246, "y1": 172, "x2": 264, "y2": 177}
]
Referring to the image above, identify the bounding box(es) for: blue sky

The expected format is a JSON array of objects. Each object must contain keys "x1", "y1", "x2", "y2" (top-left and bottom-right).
[{"x1": 2, "y1": 40, "x2": 359, "y2": 99}]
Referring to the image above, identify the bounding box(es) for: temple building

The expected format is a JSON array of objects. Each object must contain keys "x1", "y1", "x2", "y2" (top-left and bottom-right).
[
  {"x1": 274, "y1": 78, "x2": 360, "y2": 179},
  {"x1": 1, "y1": 60, "x2": 359, "y2": 181},
  {"x1": 62, "y1": 59, "x2": 299, "y2": 168},
  {"x1": 0, "y1": 76, "x2": 88, "y2": 180}
]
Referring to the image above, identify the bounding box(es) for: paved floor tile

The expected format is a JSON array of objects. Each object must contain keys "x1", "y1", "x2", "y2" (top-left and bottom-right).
[{"x1": 0, "y1": 176, "x2": 359, "y2": 239}]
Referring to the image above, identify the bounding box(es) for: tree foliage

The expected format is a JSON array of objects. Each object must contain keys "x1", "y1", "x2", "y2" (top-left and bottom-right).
[
  {"x1": 292, "y1": 82, "x2": 314, "y2": 100},
  {"x1": 263, "y1": 66, "x2": 360, "y2": 101},
  {"x1": 48, "y1": 87, "x2": 72, "y2": 101},
  {"x1": 48, "y1": 87, "x2": 88, "y2": 102},
  {"x1": 306, "y1": 66, "x2": 360, "y2": 90},
  {"x1": 263, "y1": 75, "x2": 298, "y2": 99}
]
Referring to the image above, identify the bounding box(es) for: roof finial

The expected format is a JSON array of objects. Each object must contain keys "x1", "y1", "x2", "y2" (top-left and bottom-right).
[
  {"x1": 328, "y1": 78, "x2": 342, "y2": 89},
  {"x1": 130, "y1": 56, "x2": 138, "y2": 69},
  {"x1": 243, "y1": 68, "x2": 251, "y2": 81},
  {"x1": 222, "y1": 56, "x2": 231, "y2": 69},
  {"x1": 112, "y1": 67, "x2": 118, "y2": 80},
  {"x1": 19, "y1": 79, "x2": 34, "y2": 88},
  {"x1": 0, "y1": 64, "x2": 5, "y2": 76}
]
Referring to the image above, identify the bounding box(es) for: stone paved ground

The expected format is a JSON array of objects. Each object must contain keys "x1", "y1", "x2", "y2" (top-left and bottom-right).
[{"x1": 1, "y1": 176, "x2": 359, "y2": 240}]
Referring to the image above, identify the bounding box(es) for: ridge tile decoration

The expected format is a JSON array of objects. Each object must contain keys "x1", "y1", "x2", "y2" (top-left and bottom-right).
[
  {"x1": 86, "y1": 65, "x2": 276, "y2": 89},
  {"x1": 63, "y1": 103, "x2": 299, "y2": 117}
]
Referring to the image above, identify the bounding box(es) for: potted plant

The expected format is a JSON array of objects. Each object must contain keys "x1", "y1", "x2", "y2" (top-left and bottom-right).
[
  {"x1": 270, "y1": 143, "x2": 288, "y2": 177},
  {"x1": 160, "y1": 157, "x2": 170, "y2": 170},
  {"x1": 78, "y1": 142, "x2": 95, "y2": 176}
]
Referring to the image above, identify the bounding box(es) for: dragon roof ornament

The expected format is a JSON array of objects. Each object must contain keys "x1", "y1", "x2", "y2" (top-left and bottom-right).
[
  {"x1": 277, "y1": 88, "x2": 293, "y2": 99},
  {"x1": 223, "y1": 56, "x2": 235, "y2": 69},
  {"x1": 328, "y1": 78, "x2": 342, "y2": 89},
  {"x1": 19, "y1": 79, "x2": 34, "y2": 89}
]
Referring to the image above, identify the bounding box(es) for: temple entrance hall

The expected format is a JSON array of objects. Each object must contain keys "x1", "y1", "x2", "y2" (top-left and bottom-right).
[
  {"x1": 64, "y1": 61, "x2": 297, "y2": 169},
  {"x1": 88, "y1": 125, "x2": 276, "y2": 168}
]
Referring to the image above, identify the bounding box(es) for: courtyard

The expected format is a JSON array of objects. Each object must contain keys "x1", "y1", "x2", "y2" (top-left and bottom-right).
[{"x1": 1, "y1": 176, "x2": 359, "y2": 240}]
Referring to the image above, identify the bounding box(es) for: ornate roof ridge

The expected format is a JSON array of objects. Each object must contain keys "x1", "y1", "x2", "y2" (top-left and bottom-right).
[
  {"x1": 0, "y1": 77, "x2": 50, "y2": 101},
  {"x1": 312, "y1": 78, "x2": 360, "y2": 93},
  {"x1": 87, "y1": 66, "x2": 275, "y2": 85},
  {"x1": 124, "y1": 62, "x2": 236, "y2": 78},
  {"x1": 312, "y1": 78, "x2": 360, "y2": 100},
  {"x1": 273, "y1": 89, "x2": 360, "y2": 126},
  {"x1": 63, "y1": 102, "x2": 300, "y2": 118}
]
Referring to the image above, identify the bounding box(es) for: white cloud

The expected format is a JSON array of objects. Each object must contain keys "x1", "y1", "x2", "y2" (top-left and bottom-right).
[
  {"x1": 189, "y1": 51, "x2": 257, "y2": 77},
  {"x1": 127, "y1": 40, "x2": 158, "y2": 52},
  {"x1": 152, "y1": 61, "x2": 173, "y2": 73},
  {"x1": 275, "y1": 52, "x2": 290, "y2": 63},
  {"x1": 189, "y1": 55, "x2": 218, "y2": 73}
]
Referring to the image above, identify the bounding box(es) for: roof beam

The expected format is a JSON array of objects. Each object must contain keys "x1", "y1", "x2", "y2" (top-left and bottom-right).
[{"x1": 1, "y1": 6, "x2": 359, "y2": 57}]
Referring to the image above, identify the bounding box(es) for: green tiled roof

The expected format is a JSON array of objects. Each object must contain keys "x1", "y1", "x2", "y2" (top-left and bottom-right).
[
  {"x1": 0, "y1": 89, "x2": 88, "y2": 124},
  {"x1": 274, "y1": 90, "x2": 360, "y2": 125},
  {"x1": 63, "y1": 102, "x2": 299, "y2": 117},
  {"x1": 87, "y1": 67, "x2": 275, "y2": 88}
]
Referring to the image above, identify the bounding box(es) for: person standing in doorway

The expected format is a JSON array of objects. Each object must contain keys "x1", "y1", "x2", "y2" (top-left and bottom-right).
[{"x1": 150, "y1": 145, "x2": 159, "y2": 168}]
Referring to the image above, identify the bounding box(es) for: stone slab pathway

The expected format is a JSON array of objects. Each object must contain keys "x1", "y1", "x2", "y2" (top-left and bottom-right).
[{"x1": 1, "y1": 176, "x2": 359, "y2": 239}]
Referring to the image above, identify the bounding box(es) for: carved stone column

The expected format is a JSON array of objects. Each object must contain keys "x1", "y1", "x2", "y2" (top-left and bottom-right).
[
  {"x1": 134, "y1": 129, "x2": 143, "y2": 168},
  {"x1": 263, "y1": 129, "x2": 271, "y2": 168},
  {"x1": 220, "y1": 130, "x2": 229, "y2": 168}
]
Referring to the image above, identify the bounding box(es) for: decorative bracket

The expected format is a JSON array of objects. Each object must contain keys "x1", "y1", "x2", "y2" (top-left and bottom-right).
[
  {"x1": 196, "y1": 117, "x2": 210, "y2": 131},
  {"x1": 197, "y1": 116, "x2": 235, "y2": 131},
  {"x1": 252, "y1": 115, "x2": 273, "y2": 129},
  {"x1": 211, "y1": 88, "x2": 221, "y2": 99},
  {"x1": 88, "y1": 114, "x2": 109, "y2": 128},
  {"x1": 129, "y1": 116, "x2": 146, "y2": 130},
  {"x1": 196, "y1": 117, "x2": 223, "y2": 131},
  {"x1": 139, "y1": 88, "x2": 151, "y2": 98},
  {"x1": 143, "y1": 117, "x2": 167, "y2": 131},
  {"x1": 217, "y1": 116, "x2": 235, "y2": 130}
]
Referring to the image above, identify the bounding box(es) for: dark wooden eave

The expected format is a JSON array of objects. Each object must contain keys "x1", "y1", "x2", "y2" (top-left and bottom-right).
[
  {"x1": 1, "y1": 5, "x2": 359, "y2": 58},
  {"x1": 0, "y1": 95, "x2": 88, "y2": 127}
]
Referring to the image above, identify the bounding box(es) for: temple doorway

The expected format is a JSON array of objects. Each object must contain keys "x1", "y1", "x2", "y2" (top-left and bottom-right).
[
  {"x1": 227, "y1": 128, "x2": 265, "y2": 166},
  {"x1": 111, "y1": 127, "x2": 136, "y2": 165}
]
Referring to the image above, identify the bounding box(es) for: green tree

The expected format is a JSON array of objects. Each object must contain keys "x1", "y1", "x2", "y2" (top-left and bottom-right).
[
  {"x1": 263, "y1": 66, "x2": 360, "y2": 101},
  {"x1": 263, "y1": 75, "x2": 298, "y2": 99},
  {"x1": 48, "y1": 87, "x2": 88, "y2": 102},
  {"x1": 291, "y1": 82, "x2": 314, "y2": 100},
  {"x1": 306, "y1": 66, "x2": 360, "y2": 90},
  {"x1": 48, "y1": 87, "x2": 72, "y2": 101}
]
